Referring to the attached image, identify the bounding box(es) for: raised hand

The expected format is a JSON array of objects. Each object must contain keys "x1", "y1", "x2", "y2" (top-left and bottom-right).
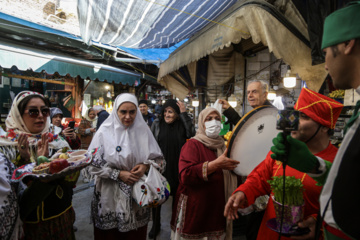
[
  {"x1": 37, "y1": 133, "x2": 49, "y2": 157},
  {"x1": 63, "y1": 127, "x2": 76, "y2": 140},
  {"x1": 224, "y1": 191, "x2": 247, "y2": 220},
  {"x1": 177, "y1": 101, "x2": 186, "y2": 113},
  {"x1": 218, "y1": 99, "x2": 231, "y2": 110},
  {"x1": 18, "y1": 133, "x2": 30, "y2": 162}
]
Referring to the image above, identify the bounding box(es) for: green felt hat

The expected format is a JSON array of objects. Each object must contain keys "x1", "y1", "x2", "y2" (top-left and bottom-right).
[{"x1": 322, "y1": 1, "x2": 360, "y2": 49}]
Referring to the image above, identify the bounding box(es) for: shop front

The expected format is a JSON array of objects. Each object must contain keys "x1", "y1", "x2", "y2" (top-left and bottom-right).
[{"x1": 0, "y1": 41, "x2": 142, "y2": 129}]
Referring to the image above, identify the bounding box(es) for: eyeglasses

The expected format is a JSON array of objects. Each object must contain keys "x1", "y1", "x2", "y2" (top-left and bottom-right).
[{"x1": 25, "y1": 108, "x2": 50, "y2": 118}]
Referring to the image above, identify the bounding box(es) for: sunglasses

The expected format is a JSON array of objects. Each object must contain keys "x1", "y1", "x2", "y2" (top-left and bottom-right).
[{"x1": 25, "y1": 108, "x2": 50, "y2": 118}]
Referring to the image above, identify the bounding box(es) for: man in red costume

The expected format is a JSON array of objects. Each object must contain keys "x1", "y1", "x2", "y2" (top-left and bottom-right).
[{"x1": 224, "y1": 88, "x2": 343, "y2": 240}]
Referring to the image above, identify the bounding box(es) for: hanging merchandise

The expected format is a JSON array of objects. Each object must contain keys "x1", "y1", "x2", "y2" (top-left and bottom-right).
[
  {"x1": 64, "y1": 94, "x2": 75, "y2": 111},
  {"x1": 81, "y1": 100, "x2": 88, "y2": 116},
  {"x1": 49, "y1": 92, "x2": 55, "y2": 102},
  {"x1": 99, "y1": 97, "x2": 104, "y2": 105}
]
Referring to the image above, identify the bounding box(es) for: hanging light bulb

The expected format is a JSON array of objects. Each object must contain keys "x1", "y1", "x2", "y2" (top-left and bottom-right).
[
  {"x1": 151, "y1": 99, "x2": 156, "y2": 104},
  {"x1": 283, "y1": 68, "x2": 297, "y2": 88},
  {"x1": 192, "y1": 98, "x2": 199, "y2": 107},
  {"x1": 184, "y1": 98, "x2": 189, "y2": 102},
  {"x1": 106, "y1": 90, "x2": 111, "y2": 98},
  {"x1": 267, "y1": 90, "x2": 276, "y2": 100},
  {"x1": 228, "y1": 94, "x2": 237, "y2": 108}
]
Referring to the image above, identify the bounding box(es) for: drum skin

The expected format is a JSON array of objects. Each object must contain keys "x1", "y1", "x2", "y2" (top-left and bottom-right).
[{"x1": 227, "y1": 106, "x2": 280, "y2": 176}]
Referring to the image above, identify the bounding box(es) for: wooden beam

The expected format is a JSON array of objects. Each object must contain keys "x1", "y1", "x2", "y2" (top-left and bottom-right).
[{"x1": 0, "y1": 73, "x2": 75, "y2": 86}]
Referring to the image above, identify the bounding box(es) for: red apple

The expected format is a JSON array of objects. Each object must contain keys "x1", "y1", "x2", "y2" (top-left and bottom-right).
[{"x1": 49, "y1": 159, "x2": 70, "y2": 174}]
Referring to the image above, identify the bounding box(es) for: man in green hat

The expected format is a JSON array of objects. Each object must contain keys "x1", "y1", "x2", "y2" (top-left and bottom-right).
[{"x1": 271, "y1": 2, "x2": 360, "y2": 239}]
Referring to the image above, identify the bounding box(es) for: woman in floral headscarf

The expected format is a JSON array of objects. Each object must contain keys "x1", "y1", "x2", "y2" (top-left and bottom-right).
[{"x1": 0, "y1": 91, "x2": 77, "y2": 240}]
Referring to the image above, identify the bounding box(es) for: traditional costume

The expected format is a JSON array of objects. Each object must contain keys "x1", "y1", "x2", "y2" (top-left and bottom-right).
[
  {"x1": 88, "y1": 93, "x2": 165, "y2": 239},
  {"x1": 309, "y1": 3, "x2": 360, "y2": 239},
  {"x1": 0, "y1": 91, "x2": 76, "y2": 240},
  {"x1": 170, "y1": 107, "x2": 237, "y2": 240},
  {"x1": 234, "y1": 88, "x2": 343, "y2": 240}
]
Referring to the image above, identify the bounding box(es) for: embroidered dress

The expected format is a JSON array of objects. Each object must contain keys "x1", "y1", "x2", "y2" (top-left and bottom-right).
[
  {"x1": 0, "y1": 153, "x2": 23, "y2": 240},
  {"x1": 88, "y1": 93, "x2": 165, "y2": 237},
  {"x1": 0, "y1": 91, "x2": 76, "y2": 240},
  {"x1": 235, "y1": 143, "x2": 338, "y2": 240},
  {"x1": 170, "y1": 139, "x2": 227, "y2": 240}
]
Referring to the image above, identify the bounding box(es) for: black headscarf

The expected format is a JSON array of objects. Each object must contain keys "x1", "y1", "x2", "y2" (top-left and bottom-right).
[{"x1": 158, "y1": 99, "x2": 185, "y2": 195}]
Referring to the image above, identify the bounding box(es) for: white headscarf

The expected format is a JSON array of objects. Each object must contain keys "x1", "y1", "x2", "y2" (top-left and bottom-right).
[
  {"x1": 88, "y1": 93, "x2": 163, "y2": 170},
  {"x1": 82, "y1": 107, "x2": 98, "y2": 128}
]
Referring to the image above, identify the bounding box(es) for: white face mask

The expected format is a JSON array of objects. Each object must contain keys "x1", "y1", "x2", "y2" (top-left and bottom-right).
[{"x1": 204, "y1": 119, "x2": 221, "y2": 138}]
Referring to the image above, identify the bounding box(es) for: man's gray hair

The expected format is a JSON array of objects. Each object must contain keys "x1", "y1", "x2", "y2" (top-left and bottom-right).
[
  {"x1": 248, "y1": 80, "x2": 269, "y2": 93},
  {"x1": 93, "y1": 105, "x2": 105, "y2": 111}
]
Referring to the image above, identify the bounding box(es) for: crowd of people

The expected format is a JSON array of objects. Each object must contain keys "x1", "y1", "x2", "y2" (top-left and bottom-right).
[{"x1": 1, "y1": 2, "x2": 360, "y2": 240}]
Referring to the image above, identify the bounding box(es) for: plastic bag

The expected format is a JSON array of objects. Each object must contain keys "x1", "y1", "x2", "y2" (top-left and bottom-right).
[{"x1": 132, "y1": 164, "x2": 170, "y2": 208}]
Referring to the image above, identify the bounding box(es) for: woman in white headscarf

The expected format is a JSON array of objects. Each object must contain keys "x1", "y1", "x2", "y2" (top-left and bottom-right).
[
  {"x1": 88, "y1": 93, "x2": 165, "y2": 240},
  {"x1": 170, "y1": 107, "x2": 239, "y2": 240},
  {"x1": 0, "y1": 91, "x2": 74, "y2": 240},
  {"x1": 78, "y1": 107, "x2": 97, "y2": 149}
]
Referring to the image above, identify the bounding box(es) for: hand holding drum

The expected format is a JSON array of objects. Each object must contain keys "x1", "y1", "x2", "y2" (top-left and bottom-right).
[{"x1": 208, "y1": 148, "x2": 240, "y2": 174}]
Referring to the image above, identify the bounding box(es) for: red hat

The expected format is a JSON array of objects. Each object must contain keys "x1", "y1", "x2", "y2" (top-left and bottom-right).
[{"x1": 294, "y1": 88, "x2": 343, "y2": 129}]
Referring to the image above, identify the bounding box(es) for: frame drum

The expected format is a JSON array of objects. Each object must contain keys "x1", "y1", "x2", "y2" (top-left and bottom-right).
[{"x1": 227, "y1": 105, "x2": 280, "y2": 176}]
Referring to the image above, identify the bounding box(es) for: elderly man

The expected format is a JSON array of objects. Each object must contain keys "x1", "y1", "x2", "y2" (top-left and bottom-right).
[
  {"x1": 224, "y1": 88, "x2": 343, "y2": 240},
  {"x1": 93, "y1": 105, "x2": 109, "y2": 130},
  {"x1": 219, "y1": 80, "x2": 272, "y2": 125},
  {"x1": 270, "y1": 3, "x2": 360, "y2": 239},
  {"x1": 219, "y1": 80, "x2": 273, "y2": 240},
  {"x1": 138, "y1": 99, "x2": 156, "y2": 127}
]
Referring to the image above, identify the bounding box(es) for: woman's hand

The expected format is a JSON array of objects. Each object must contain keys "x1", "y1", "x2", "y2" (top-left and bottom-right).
[
  {"x1": 119, "y1": 171, "x2": 141, "y2": 185},
  {"x1": 208, "y1": 148, "x2": 239, "y2": 173},
  {"x1": 37, "y1": 133, "x2": 49, "y2": 157},
  {"x1": 90, "y1": 128, "x2": 96, "y2": 133},
  {"x1": 177, "y1": 101, "x2": 186, "y2": 113},
  {"x1": 131, "y1": 164, "x2": 149, "y2": 178},
  {"x1": 63, "y1": 127, "x2": 76, "y2": 140},
  {"x1": 18, "y1": 133, "x2": 30, "y2": 162}
]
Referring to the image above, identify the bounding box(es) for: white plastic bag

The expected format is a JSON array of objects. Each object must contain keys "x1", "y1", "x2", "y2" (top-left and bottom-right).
[{"x1": 132, "y1": 164, "x2": 170, "y2": 208}]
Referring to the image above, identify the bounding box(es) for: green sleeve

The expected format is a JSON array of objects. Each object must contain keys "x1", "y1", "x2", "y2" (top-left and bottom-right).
[{"x1": 313, "y1": 160, "x2": 333, "y2": 186}]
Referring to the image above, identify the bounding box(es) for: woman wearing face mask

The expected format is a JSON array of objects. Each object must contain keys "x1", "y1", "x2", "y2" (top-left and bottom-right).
[
  {"x1": 170, "y1": 107, "x2": 239, "y2": 240},
  {"x1": 150, "y1": 99, "x2": 194, "y2": 239}
]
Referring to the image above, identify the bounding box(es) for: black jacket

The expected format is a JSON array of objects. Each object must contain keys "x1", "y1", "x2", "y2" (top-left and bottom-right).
[
  {"x1": 96, "y1": 110, "x2": 110, "y2": 130},
  {"x1": 223, "y1": 100, "x2": 273, "y2": 126}
]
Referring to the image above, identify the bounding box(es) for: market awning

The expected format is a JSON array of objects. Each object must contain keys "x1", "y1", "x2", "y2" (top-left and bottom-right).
[
  {"x1": 0, "y1": 41, "x2": 141, "y2": 85},
  {"x1": 158, "y1": 0, "x2": 327, "y2": 98},
  {"x1": 77, "y1": 0, "x2": 238, "y2": 48}
]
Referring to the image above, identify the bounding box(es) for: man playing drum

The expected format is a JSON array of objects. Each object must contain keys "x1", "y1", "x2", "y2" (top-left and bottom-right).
[
  {"x1": 224, "y1": 88, "x2": 343, "y2": 240},
  {"x1": 219, "y1": 80, "x2": 272, "y2": 125},
  {"x1": 219, "y1": 80, "x2": 273, "y2": 240}
]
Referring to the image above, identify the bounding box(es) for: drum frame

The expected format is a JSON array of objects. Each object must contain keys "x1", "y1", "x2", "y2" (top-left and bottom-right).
[{"x1": 226, "y1": 105, "x2": 275, "y2": 158}]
